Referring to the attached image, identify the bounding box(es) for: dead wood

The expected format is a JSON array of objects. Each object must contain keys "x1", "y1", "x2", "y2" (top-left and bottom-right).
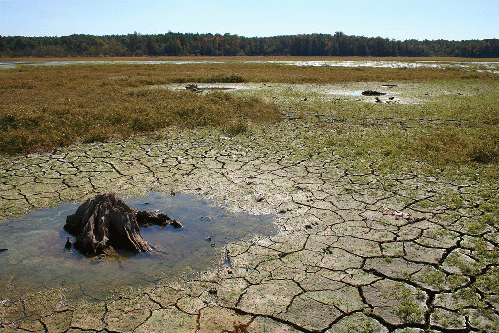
[{"x1": 64, "y1": 192, "x2": 181, "y2": 255}]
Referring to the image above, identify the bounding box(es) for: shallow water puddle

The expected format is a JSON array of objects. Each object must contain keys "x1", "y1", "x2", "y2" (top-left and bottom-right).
[{"x1": 0, "y1": 193, "x2": 277, "y2": 301}]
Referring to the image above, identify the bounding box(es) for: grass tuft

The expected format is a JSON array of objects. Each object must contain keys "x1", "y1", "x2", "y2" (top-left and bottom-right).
[
  {"x1": 415, "y1": 128, "x2": 499, "y2": 165},
  {"x1": 172, "y1": 73, "x2": 246, "y2": 84},
  {"x1": 224, "y1": 119, "x2": 249, "y2": 136}
]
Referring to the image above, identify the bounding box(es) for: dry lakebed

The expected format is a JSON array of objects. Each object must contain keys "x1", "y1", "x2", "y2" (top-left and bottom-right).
[{"x1": 1, "y1": 59, "x2": 499, "y2": 332}]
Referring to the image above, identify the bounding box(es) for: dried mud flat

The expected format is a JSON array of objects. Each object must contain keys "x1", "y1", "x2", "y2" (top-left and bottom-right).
[{"x1": 1, "y1": 83, "x2": 498, "y2": 332}]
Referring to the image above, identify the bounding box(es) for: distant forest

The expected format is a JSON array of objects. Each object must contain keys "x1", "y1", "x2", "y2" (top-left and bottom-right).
[{"x1": 1, "y1": 32, "x2": 498, "y2": 58}]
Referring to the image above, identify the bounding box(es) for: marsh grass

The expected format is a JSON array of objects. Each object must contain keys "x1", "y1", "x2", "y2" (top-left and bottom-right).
[
  {"x1": 1, "y1": 61, "x2": 498, "y2": 160},
  {"x1": 172, "y1": 73, "x2": 246, "y2": 83},
  {"x1": 0, "y1": 64, "x2": 280, "y2": 155},
  {"x1": 305, "y1": 81, "x2": 499, "y2": 169},
  {"x1": 224, "y1": 118, "x2": 249, "y2": 136},
  {"x1": 414, "y1": 127, "x2": 499, "y2": 165}
]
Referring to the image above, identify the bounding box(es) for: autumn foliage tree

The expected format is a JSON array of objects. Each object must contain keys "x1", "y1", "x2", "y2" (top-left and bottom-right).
[{"x1": 1, "y1": 32, "x2": 498, "y2": 58}]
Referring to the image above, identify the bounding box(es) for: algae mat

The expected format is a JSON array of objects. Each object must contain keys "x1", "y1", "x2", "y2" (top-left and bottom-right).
[{"x1": 1, "y1": 83, "x2": 499, "y2": 332}]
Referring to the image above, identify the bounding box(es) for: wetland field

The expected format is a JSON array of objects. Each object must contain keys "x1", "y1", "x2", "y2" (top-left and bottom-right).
[{"x1": 1, "y1": 57, "x2": 499, "y2": 332}]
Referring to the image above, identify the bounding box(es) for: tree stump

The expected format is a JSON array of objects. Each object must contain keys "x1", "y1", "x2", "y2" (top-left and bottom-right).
[
  {"x1": 362, "y1": 90, "x2": 386, "y2": 96},
  {"x1": 64, "y1": 193, "x2": 182, "y2": 255}
]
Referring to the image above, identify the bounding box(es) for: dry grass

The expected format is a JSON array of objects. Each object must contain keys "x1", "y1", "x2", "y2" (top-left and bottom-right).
[
  {"x1": 144, "y1": 61, "x2": 496, "y2": 84},
  {"x1": 0, "y1": 64, "x2": 281, "y2": 155},
  {"x1": 1, "y1": 60, "x2": 497, "y2": 158}
]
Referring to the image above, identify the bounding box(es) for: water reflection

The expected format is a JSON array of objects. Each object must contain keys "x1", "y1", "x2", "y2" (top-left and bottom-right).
[{"x1": 0, "y1": 193, "x2": 277, "y2": 301}]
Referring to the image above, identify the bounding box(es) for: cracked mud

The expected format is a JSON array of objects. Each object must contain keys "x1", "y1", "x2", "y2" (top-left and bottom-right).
[{"x1": 1, "y1": 83, "x2": 499, "y2": 332}]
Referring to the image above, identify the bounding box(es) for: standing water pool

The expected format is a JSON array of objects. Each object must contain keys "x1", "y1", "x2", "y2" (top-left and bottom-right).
[{"x1": 0, "y1": 192, "x2": 277, "y2": 301}]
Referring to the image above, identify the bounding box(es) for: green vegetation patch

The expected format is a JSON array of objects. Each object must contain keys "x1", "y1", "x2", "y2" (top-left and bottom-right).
[{"x1": 303, "y1": 80, "x2": 499, "y2": 171}]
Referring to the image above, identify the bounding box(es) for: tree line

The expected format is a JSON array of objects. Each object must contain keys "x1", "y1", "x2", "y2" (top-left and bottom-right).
[{"x1": 1, "y1": 32, "x2": 498, "y2": 58}]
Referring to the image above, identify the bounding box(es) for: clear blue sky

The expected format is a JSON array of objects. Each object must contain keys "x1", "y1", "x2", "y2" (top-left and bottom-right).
[{"x1": 1, "y1": 0, "x2": 498, "y2": 40}]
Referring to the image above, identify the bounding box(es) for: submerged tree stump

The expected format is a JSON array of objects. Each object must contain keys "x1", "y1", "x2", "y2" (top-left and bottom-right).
[{"x1": 64, "y1": 192, "x2": 182, "y2": 255}]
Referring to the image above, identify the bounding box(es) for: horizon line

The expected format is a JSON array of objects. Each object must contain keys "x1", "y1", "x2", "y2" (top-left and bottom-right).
[{"x1": 1, "y1": 31, "x2": 497, "y2": 42}]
